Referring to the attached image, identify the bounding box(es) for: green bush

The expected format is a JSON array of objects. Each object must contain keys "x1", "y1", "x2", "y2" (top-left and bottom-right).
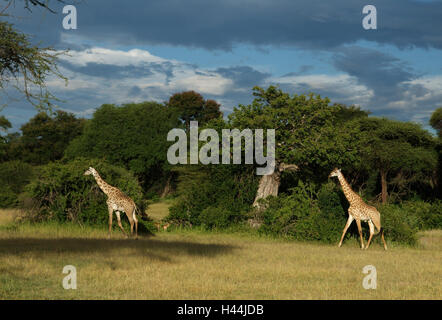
[
  {"x1": 315, "y1": 182, "x2": 350, "y2": 242},
  {"x1": 379, "y1": 204, "x2": 418, "y2": 245},
  {"x1": 166, "y1": 164, "x2": 259, "y2": 227},
  {"x1": 200, "y1": 206, "x2": 234, "y2": 229},
  {"x1": 22, "y1": 158, "x2": 144, "y2": 225},
  {"x1": 0, "y1": 186, "x2": 18, "y2": 208},
  {"x1": 377, "y1": 200, "x2": 442, "y2": 246},
  {"x1": 400, "y1": 200, "x2": 442, "y2": 230},
  {"x1": 0, "y1": 160, "x2": 34, "y2": 208},
  {"x1": 259, "y1": 181, "x2": 347, "y2": 242}
]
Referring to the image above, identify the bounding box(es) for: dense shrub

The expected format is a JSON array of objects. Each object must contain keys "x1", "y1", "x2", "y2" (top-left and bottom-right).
[
  {"x1": 378, "y1": 200, "x2": 442, "y2": 245},
  {"x1": 0, "y1": 186, "x2": 17, "y2": 208},
  {"x1": 379, "y1": 204, "x2": 418, "y2": 245},
  {"x1": 316, "y1": 182, "x2": 350, "y2": 242},
  {"x1": 259, "y1": 181, "x2": 348, "y2": 242},
  {"x1": 0, "y1": 160, "x2": 34, "y2": 208},
  {"x1": 401, "y1": 200, "x2": 442, "y2": 230},
  {"x1": 166, "y1": 164, "x2": 259, "y2": 228},
  {"x1": 200, "y1": 206, "x2": 233, "y2": 229},
  {"x1": 22, "y1": 158, "x2": 145, "y2": 225}
]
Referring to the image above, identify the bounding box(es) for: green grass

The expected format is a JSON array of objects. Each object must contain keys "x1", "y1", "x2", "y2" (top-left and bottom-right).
[{"x1": 0, "y1": 208, "x2": 441, "y2": 299}]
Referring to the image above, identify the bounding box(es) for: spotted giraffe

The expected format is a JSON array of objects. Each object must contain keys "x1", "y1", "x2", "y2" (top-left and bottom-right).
[
  {"x1": 84, "y1": 167, "x2": 138, "y2": 239},
  {"x1": 329, "y1": 168, "x2": 387, "y2": 250}
]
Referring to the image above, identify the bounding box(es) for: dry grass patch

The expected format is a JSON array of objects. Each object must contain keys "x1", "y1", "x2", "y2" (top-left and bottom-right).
[
  {"x1": 146, "y1": 200, "x2": 173, "y2": 221},
  {"x1": 0, "y1": 209, "x2": 21, "y2": 225},
  {"x1": 0, "y1": 217, "x2": 440, "y2": 299}
]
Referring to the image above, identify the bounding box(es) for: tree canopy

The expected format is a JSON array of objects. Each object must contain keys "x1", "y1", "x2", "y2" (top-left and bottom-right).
[
  {"x1": 430, "y1": 107, "x2": 442, "y2": 138},
  {"x1": 228, "y1": 86, "x2": 368, "y2": 179},
  {"x1": 167, "y1": 91, "x2": 222, "y2": 130},
  {"x1": 65, "y1": 102, "x2": 182, "y2": 192},
  {"x1": 4, "y1": 110, "x2": 85, "y2": 165},
  {"x1": 352, "y1": 117, "x2": 438, "y2": 203}
]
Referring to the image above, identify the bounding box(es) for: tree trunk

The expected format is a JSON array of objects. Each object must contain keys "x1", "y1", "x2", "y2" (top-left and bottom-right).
[
  {"x1": 161, "y1": 175, "x2": 173, "y2": 198},
  {"x1": 380, "y1": 169, "x2": 388, "y2": 204},
  {"x1": 252, "y1": 163, "x2": 299, "y2": 208},
  {"x1": 252, "y1": 171, "x2": 281, "y2": 208}
]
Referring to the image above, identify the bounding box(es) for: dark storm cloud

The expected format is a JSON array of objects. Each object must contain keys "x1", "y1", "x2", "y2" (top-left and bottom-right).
[
  {"x1": 60, "y1": 62, "x2": 154, "y2": 78},
  {"x1": 6, "y1": 0, "x2": 442, "y2": 50},
  {"x1": 215, "y1": 66, "x2": 270, "y2": 88},
  {"x1": 330, "y1": 45, "x2": 438, "y2": 121},
  {"x1": 332, "y1": 46, "x2": 418, "y2": 102},
  {"x1": 128, "y1": 85, "x2": 142, "y2": 97},
  {"x1": 282, "y1": 65, "x2": 315, "y2": 77}
]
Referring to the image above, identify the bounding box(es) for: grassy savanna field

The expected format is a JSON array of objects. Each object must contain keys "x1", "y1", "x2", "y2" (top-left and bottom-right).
[{"x1": 0, "y1": 206, "x2": 441, "y2": 300}]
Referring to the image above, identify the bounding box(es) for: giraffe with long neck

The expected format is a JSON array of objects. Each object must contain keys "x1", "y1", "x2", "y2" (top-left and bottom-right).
[
  {"x1": 84, "y1": 167, "x2": 138, "y2": 239},
  {"x1": 329, "y1": 168, "x2": 387, "y2": 250}
]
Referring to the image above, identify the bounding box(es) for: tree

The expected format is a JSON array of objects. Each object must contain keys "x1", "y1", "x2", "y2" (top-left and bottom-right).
[
  {"x1": 200, "y1": 99, "x2": 223, "y2": 123},
  {"x1": 10, "y1": 110, "x2": 85, "y2": 164},
  {"x1": 430, "y1": 107, "x2": 442, "y2": 138},
  {"x1": 167, "y1": 91, "x2": 222, "y2": 130},
  {"x1": 0, "y1": 115, "x2": 11, "y2": 131},
  {"x1": 429, "y1": 107, "x2": 442, "y2": 198},
  {"x1": 354, "y1": 117, "x2": 438, "y2": 203},
  {"x1": 0, "y1": 115, "x2": 11, "y2": 160},
  {"x1": 227, "y1": 86, "x2": 368, "y2": 206},
  {"x1": 65, "y1": 102, "x2": 182, "y2": 193},
  {"x1": 0, "y1": 21, "x2": 66, "y2": 110},
  {"x1": 1, "y1": 0, "x2": 69, "y2": 110}
]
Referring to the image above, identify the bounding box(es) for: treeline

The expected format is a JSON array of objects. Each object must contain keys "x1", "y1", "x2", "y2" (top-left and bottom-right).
[
  {"x1": 166, "y1": 86, "x2": 442, "y2": 245},
  {"x1": 0, "y1": 86, "x2": 441, "y2": 244}
]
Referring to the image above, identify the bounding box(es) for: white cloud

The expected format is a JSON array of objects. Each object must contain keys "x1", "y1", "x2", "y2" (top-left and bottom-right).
[
  {"x1": 49, "y1": 47, "x2": 234, "y2": 100},
  {"x1": 59, "y1": 47, "x2": 169, "y2": 67},
  {"x1": 268, "y1": 73, "x2": 374, "y2": 106},
  {"x1": 171, "y1": 73, "x2": 233, "y2": 96}
]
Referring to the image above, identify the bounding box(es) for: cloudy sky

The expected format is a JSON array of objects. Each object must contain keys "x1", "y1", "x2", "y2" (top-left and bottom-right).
[{"x1": 2, "y1": 0, "x2": 442, "y2": 132}]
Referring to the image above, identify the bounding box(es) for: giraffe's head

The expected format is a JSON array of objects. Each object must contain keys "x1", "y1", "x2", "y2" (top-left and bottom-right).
[
  {"x1": 328, "y1": 168, "x2": 341, "y2": 178},
  {"x1": 84, "y1": 167, "x2": 97, "y2": 176}
]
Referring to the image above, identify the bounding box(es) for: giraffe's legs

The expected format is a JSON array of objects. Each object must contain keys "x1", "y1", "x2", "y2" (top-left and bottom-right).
[
  {"x1": 366, "y1": 220, "x2": 375, "y2": 249},
  {"x1": 125, "y1": 207, "x2": 136, "y2": 239},
  {"x1": 129, "y1": 218, "x2": 135, "y2": 238},
  {"x1": 380, "y1": 228, "x2": 388, "y2": 250},
  {"x1": 355, "y1": 219, "x2": 365, "y2": 249},
  {"x1": 107, "y1": 206, "x2": 113, "y2": 239},
  {"x1": 115, "y1": 211, "x2": 128, "y2": 238},
  {"x1": 132, "y1": 208, "x2": 138, "y2": 240},
  {"x1": 338, "y1": 215, "x2": 354, "y2": 247}
]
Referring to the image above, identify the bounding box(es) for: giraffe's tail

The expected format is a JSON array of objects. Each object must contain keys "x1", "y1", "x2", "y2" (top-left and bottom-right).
[
  {"x1": 375, "y1": 226, "x2": 382, "y2": 235},
  {"x1": 372, "y1": 214, "x2": 382, "y2": 235},
  {"x1": 133, "y1": 205, "x2": 140, "y2": 221}
]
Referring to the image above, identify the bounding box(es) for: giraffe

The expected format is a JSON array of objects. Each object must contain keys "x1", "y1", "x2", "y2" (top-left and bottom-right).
[
  {"x1": 84, "y1": 167, "x2": 138, "y2": 239},
  {"x1": 329, "y1": 168, "x2": 387, "y2": 250}
]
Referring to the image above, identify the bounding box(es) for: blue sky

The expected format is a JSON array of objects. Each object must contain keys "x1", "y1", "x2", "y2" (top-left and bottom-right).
[{"x1": 2, "y1": 0, "x2": 442, "y2": 132}]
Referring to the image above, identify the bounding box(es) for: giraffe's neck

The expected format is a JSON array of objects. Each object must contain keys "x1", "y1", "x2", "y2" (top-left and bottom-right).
[
  {"x1": 337, "y1": 172, "x2": 360, "y2": 205},
  {"x1": 93, "y1": 172, "x2": 113, "y2": 195}
]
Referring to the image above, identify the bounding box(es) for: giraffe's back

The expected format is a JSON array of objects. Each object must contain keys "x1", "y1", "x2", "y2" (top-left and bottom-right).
[
  {"x1": 107, "y1": 188, "x2": 135, "y2": 211},
  {"x1": 349, "y1": 202, "x2": 380, "y2": 221}
]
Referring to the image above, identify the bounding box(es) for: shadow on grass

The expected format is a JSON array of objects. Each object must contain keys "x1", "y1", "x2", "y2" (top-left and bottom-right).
[{"x1": 0, "y1": 236, "x2": 238, "y2": 263}]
